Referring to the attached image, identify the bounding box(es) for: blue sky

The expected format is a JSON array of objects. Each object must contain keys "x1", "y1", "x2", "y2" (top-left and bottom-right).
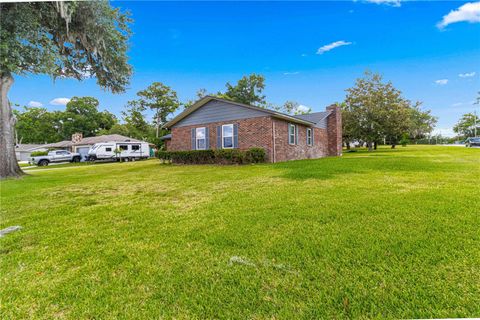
[{"x1": 10, "y1": 1, "x2": 480, "y2": 136}]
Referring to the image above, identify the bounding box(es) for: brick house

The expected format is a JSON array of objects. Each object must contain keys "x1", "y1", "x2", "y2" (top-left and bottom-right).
[{"x1": 161, "y1": 96, "x2": 342, "y2": 162}]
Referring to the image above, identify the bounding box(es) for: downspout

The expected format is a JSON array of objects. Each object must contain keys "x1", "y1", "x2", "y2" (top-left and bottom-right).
[{"x1": 272, "y1": 119, "x2": 276, "y2": 163}]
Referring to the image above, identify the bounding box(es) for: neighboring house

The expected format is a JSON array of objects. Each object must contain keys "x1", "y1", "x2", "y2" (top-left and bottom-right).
[
  {"x1": 69, "y1": 134, "x2": 148, "y2": 160},
  {"x1": 15, "y1": 144, "x2": 48, "y2": 161},
  {"x1": 42, "y1": 134, "x2": 152, "y2": 161},
  {"x1": 162, "y1": 96, "x2": 342, "y2": 162}
]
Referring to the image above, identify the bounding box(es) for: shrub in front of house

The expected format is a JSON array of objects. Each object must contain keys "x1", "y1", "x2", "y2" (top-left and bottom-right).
[
  {"x1": 245, "y1": 147, "x2": 267, "y2": 163},
  {"x1": 158, "y1": 148, "x2": 266, "y2": 164},
  {"x1": 30, "y1": 151, "x2": 48, "y2": 157}
]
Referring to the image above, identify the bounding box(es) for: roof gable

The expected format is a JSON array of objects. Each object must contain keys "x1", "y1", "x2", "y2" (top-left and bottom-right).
[
  {"x1": 172, "y1": 99, "x2": 269, "y2": 128},
  {"x1": 75, "y1": 134, "x2": 141, "y2": 145},
  {"x1": 293, "y1": 111, "x2": 331, "y2": 129},
  {"x1": 164, "y1": 96, "x2": 316, "y2": 128}
]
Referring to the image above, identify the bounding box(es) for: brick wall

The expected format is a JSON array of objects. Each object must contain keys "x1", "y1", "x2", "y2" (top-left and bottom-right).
[
  {"x1": 272, "y1": 119, "x2": 328, "y2": 162},
  {"x1": 169, "y1": 116, "x2": 274, "y2": 161},
  {"x1": 164, "y1": 139, "x2": 171, "y2": 150},
  {"x1": 169, "y1": 111, "x2": 341, "y2": 162},
  {"x1": 326, "y1": 105, "x2": 342, "y2": 156}
]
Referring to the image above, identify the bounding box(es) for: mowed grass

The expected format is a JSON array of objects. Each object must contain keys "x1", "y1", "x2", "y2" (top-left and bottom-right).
[{"x1": 1, "y1": 146, "x2": 479, "y2": 319}]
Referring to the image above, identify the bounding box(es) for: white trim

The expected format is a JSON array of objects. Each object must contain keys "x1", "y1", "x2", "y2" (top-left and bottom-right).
[
  {"x1": 307, "y1": 128, "x2": 313, "y2": 146},
  {"x1": 195, "y1": 127, "x2": 206, "y2": 150},
  {"x1": 288, "y1": 123, "x2": 296, "y2": 145},
  {"x1": 222, "y1": 124, "x2": 234, "y2": 149}
]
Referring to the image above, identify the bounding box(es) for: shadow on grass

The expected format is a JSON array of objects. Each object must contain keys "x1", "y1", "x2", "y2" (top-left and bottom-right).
[{"x1": 273, "y1": 153, "x2": 453, "y2": 181}]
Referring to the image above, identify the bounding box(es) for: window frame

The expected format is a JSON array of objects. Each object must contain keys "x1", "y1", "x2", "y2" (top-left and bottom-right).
[
  {"x1": 288, "y1": 123, "x2": 296, "y2": 145},
  {"x1": 307, "y1": 128, "x2": 313, "y2": 146},
  {"x1": 105, "y1": 147, "x2": 112, "y2": 152},
  {"x1": 131, "y1": 145, "x2": 140, "y2": 151},
  {"x1": 195, "y1": 127, "x2": 206, "y2": 150},
  {"x1": 222, "y1": 124, "x2": 234, "y2": 149},
  {"x1": 119, "y1": 145, "x2": 128, "y2": 151}
]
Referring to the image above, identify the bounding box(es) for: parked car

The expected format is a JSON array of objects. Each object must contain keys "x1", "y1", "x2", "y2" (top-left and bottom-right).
[
  {"x1": 30, "y1": 150, "x2": 81, "y2": 166},
  {"x1": 86, "y1": 142, "x2": 150, "y2": 162},
  {"x1": 465, "y1": 137, "x2": 480, "y2": 147}
]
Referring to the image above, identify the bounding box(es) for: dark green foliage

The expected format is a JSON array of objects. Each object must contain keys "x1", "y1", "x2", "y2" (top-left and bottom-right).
[
  {"x1": 30, "y1": 151, "x2": 48, "y2": 157},
  {"x1": 158, "y1": 148, "x2": 267, "y2": 165},
  {"x1": 13, "y1": 106, "x2": 63, "y2": 143},
  {"x1": 158, "y1": 150, "x2": 215, "y2": 164},
  {"x1": 14, "y1": 97, "x2": 118, "y2": 143},
  {"x1": 62, "y1": 97, "x2": 117, "y2": 138},
  {"x1": 245, "y1": 147, "x2": 267, "y2": 163},
  {"x1": 1, "y1": 1, "x2": 132, "y2": 92}
]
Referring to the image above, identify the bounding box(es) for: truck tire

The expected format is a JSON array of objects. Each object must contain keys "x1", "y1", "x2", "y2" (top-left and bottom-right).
[
  {"x1": 72, "y1": 156, "x2": 81, "y2": 163},
  {"x1": 38, "y1": 160, "x2": 49, "y2": 166}
]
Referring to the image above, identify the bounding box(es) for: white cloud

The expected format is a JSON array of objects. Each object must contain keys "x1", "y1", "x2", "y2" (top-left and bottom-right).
[
  {"x1": 437, "y1": 2, "x2": 480, "y2": 29},
  {"x1": 432, "y1": 127, "x2": 455, "y2": 138},
  {"x1": 27, "y1": 101, "x2": 43, "y2": 108},
  {"x1": 49, "y1": 98, "x2": 71, "y2": 106},
  {"x1": 365, "y1": 0, "x2": 401, "y2": 7},
  {"x1": 316, "y1": 40, "x2": 352, "y2": 54},
  {"x1": 451, "y1": 102, "x2": 463, "y2": 107},
  {"x1": 435, "y1": 79, "x2": 448, "y2": 85},
  {"x1": 283, "y1": 71, "x2": 300, "y2": 75},
  {"x1": 459, "y1": 72, "x2": 476, "y2": 78},
  {"x1": 296, "y1": 104, "x2": 311, "y2": 113}
]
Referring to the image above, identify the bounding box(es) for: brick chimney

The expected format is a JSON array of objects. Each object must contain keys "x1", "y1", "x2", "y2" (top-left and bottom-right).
[
  {"x1": 326, "y1": 104, "x2": 342, "y2": 156},
  {"x1": 71, "y1": 132, "x2": 83, "y2": 144}
]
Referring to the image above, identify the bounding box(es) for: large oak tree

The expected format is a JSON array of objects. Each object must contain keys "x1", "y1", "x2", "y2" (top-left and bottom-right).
[{"x1": 0, "y1": 1, "x2": 132, "y2": 178}]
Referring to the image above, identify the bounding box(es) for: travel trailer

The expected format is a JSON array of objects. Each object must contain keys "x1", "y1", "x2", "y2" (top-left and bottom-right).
[{"x1": 87, "y1": 141, "x2": 150, "y2": 161}]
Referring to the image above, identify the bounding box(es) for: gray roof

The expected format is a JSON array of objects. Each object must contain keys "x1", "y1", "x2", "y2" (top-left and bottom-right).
[
  {"x1": 74, "y1": 134, "x2": 142, "y2": 145},
  {"x1": 164, "y1": 96, "x2": 317, "y2": 129},
  {"x1": 292, "y1": 111, "x2": 331, "y2": 129},
  {"x1": 160, "y1": 133, "x2": 172, "y2": 140},
  {"x1": 15, "y1": 144, "x2": 46, "y2": 152},
  {"x1": 42, "y1": 140, "x2": 73, "y2": 148}
]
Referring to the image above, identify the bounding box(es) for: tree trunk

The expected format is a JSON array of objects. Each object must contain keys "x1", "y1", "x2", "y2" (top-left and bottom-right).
[
  {"x1": 155, "y1": 115, "x2": 160, "y2": 138},
  {"x1": 1, "y1": 73, "x2": 23, "y2": 179},
  {"x1": 391, "y1": 144, "x2": 396, "y2": 149},
  {"x1": 374, "y1": 142, "x2": 377, "y2": 150},
  {"x1": 367, "y1": 142, "x2": 373, "y2": 152},
  {"x1": 345, "y1": 141, "x2": 350, "y2": 150}
]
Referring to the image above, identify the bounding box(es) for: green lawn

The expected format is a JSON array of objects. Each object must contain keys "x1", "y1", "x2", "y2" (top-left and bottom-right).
[{"x1": 1, "y1": 146, "x2": 479, "y2": 319}]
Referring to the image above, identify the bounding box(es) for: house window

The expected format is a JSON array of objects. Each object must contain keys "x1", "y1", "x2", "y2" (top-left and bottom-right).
[
  {"x1": 132, "y1": 145, "x2": 140, "y2": 151},
  {"x1": 288, "y1": 123, "x2": 296, "y2": 145},
  {"x1": 196, "y1": 127, "x2": 206, "y2": 150},
  {"x1": 307, "y1": 128, "x2": 313, "y2": 146},
  {"x1": 222, "y1": 124, "x2": 234, "y2": 149},
  {"x1": 119, "y1": 145, "x2": 128, "y2": 151}
]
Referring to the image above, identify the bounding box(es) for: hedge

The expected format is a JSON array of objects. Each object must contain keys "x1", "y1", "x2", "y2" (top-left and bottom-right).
[
  {"x1": 30, "y1": 151, "x2": 48, "y2": 157},
  {"x1": 158, "y1": 148, "x2": 267, "y2": 164}
]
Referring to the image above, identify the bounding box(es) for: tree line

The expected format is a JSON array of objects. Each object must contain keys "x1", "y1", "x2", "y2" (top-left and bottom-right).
[
  {"x1": 15, "y1": 71, "x2": 446, "y2": 152},
  {"x1": 13, "y1": 74, "x2": 309, "y2": 147}
]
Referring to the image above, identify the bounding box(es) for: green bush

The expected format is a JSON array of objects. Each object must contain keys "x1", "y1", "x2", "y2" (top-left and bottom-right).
[
  {"x1": 245, "y1": 147, "x2": 267, "y2": 163},
  {"x1": 30, "y1": 151, "x2": 48, "y2": 157},
  {"x1": 158, "y1": 148, "x2": 267, "y2": 165}
]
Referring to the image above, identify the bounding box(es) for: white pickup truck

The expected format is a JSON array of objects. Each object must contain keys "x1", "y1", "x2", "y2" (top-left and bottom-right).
[{"x1": 30, "y1": 150, "x2": 81, "y2": 166}]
